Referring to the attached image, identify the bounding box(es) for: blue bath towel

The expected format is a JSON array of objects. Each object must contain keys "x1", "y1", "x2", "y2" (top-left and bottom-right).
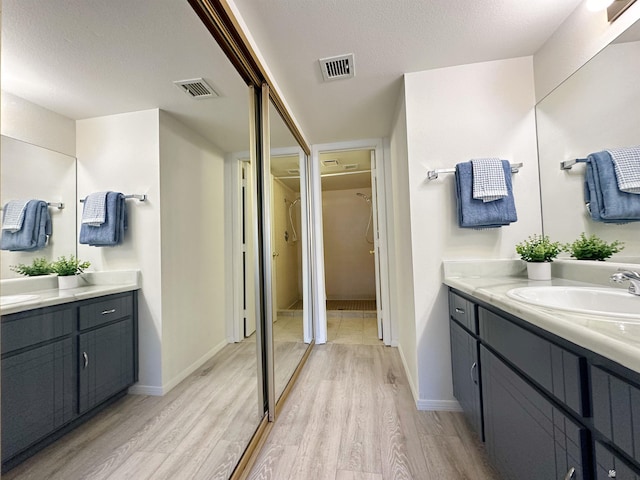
[
  {"x1": 79, "y1": 192, "x2": 127, "y2": 246},
  {"x1": 584, "y1": 151, "x2": 640, "y2": 223},
  {"x1": 455, "y1": 161, "x2": 517, "y2": 228},
  {"x1": 1, "y1": 200, "x2": 51, "y2": 251}
]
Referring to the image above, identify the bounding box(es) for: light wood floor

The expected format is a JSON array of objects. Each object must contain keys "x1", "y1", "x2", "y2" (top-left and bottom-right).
[{"x1": 247, "y1": 343, "x2": 498, "y2": 480}]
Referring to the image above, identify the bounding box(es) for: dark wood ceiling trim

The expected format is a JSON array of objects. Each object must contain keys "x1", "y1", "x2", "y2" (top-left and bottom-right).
[{"x1": 188, "y1": 0, "x2": 311, "y2": 155}]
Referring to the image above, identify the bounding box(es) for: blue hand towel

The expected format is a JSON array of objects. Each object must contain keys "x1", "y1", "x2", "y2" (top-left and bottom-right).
[
  {"x1": 82, "y1": 191, "x2": 109, "y2": 225},
  {"x1": 79, "y1": 192, "x2": 127, "y2": 246},
  {"x1": 1, "y1": 200, "x2": 51, "y2": 251},
  {"x1": 584, "y1": 151, "x2": 640, "y2": 223},
  {"x1": 2, "y1": 199, "x2": 30, "y2": 232},
  {"x1": 455, "y1": 161, "x2": 517, "y2": 229}
]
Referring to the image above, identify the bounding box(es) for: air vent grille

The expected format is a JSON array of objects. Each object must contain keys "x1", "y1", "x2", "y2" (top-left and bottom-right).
[
  {"x1": 343, "y1": 164, "x2": 358, "y2": 171},
  {"x1": 287, "y1": 169, "x2": 300, "y2": 175},
  {"x1": 322, "y1": 159, "x2": 340, "y2": 167},
  {"x1": 173, "y1": 78, "x2": 219, "y2": 99},
  {"x1": 319, "y1": 54, "x2": 355, "y2": 82}
]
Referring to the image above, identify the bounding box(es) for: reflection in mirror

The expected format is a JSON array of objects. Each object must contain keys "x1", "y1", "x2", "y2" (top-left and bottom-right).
[
  {"x1": 1, "y1": 136, "x2": 77, "y2": 278},
  {"x1": 268, "y1": 100, "x2": 312, "y2": 402},
  {"x1": 536, "y1": 18, "x2": 640, "y2": 263},
  {"x1": 1, "y1": 0, "x2": 263, "y2": 477}
]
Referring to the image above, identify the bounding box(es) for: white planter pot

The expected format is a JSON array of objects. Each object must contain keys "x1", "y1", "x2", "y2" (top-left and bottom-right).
[
  {"x1": 58, "y1": 275, "x2": 81, "y2": 290},
  {"x1": 526, "y1": 262, "x2": 552, "y2": 281}
]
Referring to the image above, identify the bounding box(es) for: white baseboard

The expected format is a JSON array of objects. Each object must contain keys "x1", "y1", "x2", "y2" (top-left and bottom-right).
[
  {"x1": 128, "y1": 339, "x2": 228, "y2": 396},
  {"x1": 416, "y1": 399, "x2": 462, "y2": 412},
  {"x1": 396, "y1": 343, "x2": 419, "y2": 405}
]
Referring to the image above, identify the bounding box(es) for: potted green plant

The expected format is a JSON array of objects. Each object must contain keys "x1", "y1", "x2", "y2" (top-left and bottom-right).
[
  {"x1": 10, "y1": 257, "x2": 54, "y2": 276},
  {"x1": 515, "y1": 234, "x2": 561, "y2": 280},
  {"x1": 563, "y1": 233, "x2": 624, "y2": 261},
  {"x1": 50, "y1": 255, "x2": 91, "y2": 289}
]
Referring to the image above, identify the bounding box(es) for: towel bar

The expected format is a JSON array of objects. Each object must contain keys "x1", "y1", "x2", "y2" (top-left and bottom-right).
[
  {"x1": 80, "y1": 194, "x2": 147, "y2": 203},
  {"x1": 427, "y1": 162, "x2": 523, "y2": 180},
  {"x1": 560, "y1": 158, "x2": 588, "y2": 170},
  {"x1": 0, "y1": 202, "x2": 64, "y2": 210}
]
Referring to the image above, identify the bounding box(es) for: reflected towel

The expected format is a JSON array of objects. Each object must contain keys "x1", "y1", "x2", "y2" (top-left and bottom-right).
[
  {"x1": 81, "y1": 191, "x2": 109, "y2": 225},
  {"x1": 455, "y1": 161, "x2": 517, "y2": 229},
  {"x1": 608, "y1": 146, "x2": 640, "y2": 194},
  {"x1": 79, "y1": 192, "x2": 127, "y2": 246},
  {"x1": 1, "y1": 199, "x2": 30, "y2": 232},
  {"x1": 584, "y1": 151, "x2": 640, "y2": 223},
  {"x1": 0, "y1": 200, "x2": 51, "y2": 251},
  {"x1": 471, "y1": 158, "x2": 507, "y2": 202}
]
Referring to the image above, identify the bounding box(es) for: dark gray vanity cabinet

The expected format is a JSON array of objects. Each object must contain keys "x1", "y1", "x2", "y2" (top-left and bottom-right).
[
  {"x1": 448, "y1": 287, "x2": 640, "y2": 479},
  {"x1": 449, "y1": 292, "x2": 482, "y2": 439},
  {"x1": 1, "y1": 291, "x2": 138, "y2": 470}
]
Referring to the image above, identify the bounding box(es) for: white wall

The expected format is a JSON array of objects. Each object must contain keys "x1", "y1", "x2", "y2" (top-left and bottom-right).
[
  {"x1": 388, "y1": 86, "x2": 418, "y2": 398},
  {"x1": 1, "y1": 91, "x2": 76, "y2": 156},
  {"x1": 534, "y1": 0, "x2": 640, "y2": 101},
  {"x1": 537, "y1": 40, "x2": 640, "y2": 254},
  {"x1": 159, "y1": 111, "x2": 228, "y2": 389},
  {"x1": 77, "y1": 109, "x2": 164, "y2": 391},
  {"x1": 403, "y1": 56, "x2": 541, "y2": 409},
  {"x1": 322, "y1": 187, "x2": 376, "y2": 301}
]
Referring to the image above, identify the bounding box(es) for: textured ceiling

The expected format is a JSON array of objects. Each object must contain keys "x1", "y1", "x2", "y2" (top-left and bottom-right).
[
  {"x1": 232, "y1": 0, "x2": 584, "y2": 144},
  {"x1": 2, "y1": 0, "x2": 586, "y2": 153}
]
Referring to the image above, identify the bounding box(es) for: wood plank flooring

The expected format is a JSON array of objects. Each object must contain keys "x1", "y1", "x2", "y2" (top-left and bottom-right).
[{"x1": 247, "y1": 343, "x2": 498, "y2": 480}]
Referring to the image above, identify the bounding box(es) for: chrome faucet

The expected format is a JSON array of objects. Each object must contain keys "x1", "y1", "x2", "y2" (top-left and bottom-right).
[{"x1": 610, "y1": 270, "x2": 640, "y2": 296}]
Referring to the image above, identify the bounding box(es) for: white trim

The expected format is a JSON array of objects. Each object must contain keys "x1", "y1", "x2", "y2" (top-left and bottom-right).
[
  {"x1": 311, "y1": 138, "x2": 393, "y2": 346},
  {"x1": 416, "y1": 399, "x2": 462, "y2": 412},
  {"x1": 128, "y1": 339, "x2": 228, "y2": 396},
  {"x1": 397, "y1": 342, "x2": 419, "y2": 404}
]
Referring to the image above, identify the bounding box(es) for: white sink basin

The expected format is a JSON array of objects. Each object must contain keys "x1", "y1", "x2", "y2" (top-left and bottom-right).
[
  {"x1": 0, "y1": 294, "x2": 40, "y2": 307},
  {"x1": 506, "y1": 286, "x2": 640, "y2": 320}
]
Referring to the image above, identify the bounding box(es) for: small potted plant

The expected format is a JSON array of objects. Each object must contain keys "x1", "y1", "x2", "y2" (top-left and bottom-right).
[
  {"x1": 564, "y1": 233, "x2": 624, "y2": 261},
  {"x1": 50, "y1": 255, "x2": 91, "y2": 289},
  {"x1": 10, "y1": 257, "x2": 54, "y2": 277},
  {"x1": 515, "y1": 234, "x2": 561, "y2": 280}
]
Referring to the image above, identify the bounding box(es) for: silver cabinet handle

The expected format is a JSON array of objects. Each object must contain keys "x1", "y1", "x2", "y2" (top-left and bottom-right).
[
  {"x1": 82, "y1": 352, "x2": 89, "y2": 369},
  {"x1": 101, "y1": 309, "x2": 116, "y2": 315},
  {"x1": 470, "y1": 362, "x2": 477, "y2": 384},
  {"x1": 564, "y1": 467, "x2": 576, "y2": 480},
  {"x1": 455, "y1": 307, "x2": 465, "y2": 314},
  {"x1": 608, "y1": 469, "x2": 617, "y2": 478}
]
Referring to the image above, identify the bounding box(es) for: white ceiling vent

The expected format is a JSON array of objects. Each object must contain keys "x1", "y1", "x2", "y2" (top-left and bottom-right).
[
  {"x1": 319, "y1": 54, "x2": 355, "y2": 82},
  {"x1": 287, "y1": 169, "x2": 300, "y2": 175},
  {"x1": 343, "y1": 164, "x2": 358, "y2": 171},
  {"x1": 173, "y1": 78, "x2": 219, "y2": 99},
  {"x1": 322, "y1": 159, "x2": 340, "y2": 167}
]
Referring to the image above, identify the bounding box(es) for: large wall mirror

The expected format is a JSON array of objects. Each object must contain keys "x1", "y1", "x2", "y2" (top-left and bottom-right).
[
  {"x1": 1, "y1": 136, "x2": 77, "y2": 278},
  {"x1": 536, "y1": 18, "x2": 640, "y2": 263},
  {"x1": 1, "y1": 0, "x2": 267, "y2": 477}
]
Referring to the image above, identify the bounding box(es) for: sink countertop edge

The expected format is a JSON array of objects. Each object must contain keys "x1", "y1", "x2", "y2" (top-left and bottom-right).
[{"x1": 444, "y1": 275, "x2": 640, "y2": 376}]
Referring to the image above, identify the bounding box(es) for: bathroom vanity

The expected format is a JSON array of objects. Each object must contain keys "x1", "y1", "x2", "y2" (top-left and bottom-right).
[
  {"x1": 446, "y1": 262, "x2": 640, "y2": 480},
  {"x1": 0, "y1": 274, "x2": 139, "y2": 472}
]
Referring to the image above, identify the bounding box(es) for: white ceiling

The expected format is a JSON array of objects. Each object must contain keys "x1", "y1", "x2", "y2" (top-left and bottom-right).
[
  {"x1": 2, "y1": 0, "x2": 588, "y2": 154},
  {"x1": 233, "y1": 0, "x2": 584, "y2": 144}
]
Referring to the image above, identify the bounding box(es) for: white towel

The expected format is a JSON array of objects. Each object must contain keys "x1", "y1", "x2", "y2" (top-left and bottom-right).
[
  {"x1": 2, "y1": 199, "x2": 30, "y2": 232},
  {"x1": 82, "y1": 191, "x2": 109, "y2": 226},
  {"x1": 608, "y1": 146, "x2": 640, "y2": 194},
  {"x1": 471, "y1": 158, "x2": 507, "y2": 202}
]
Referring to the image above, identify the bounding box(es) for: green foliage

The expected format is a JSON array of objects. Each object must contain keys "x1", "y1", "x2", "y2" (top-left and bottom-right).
[
  {"x1": 50, "y1": 255, "x2": 91, "y2": 276},
  {"x1": 10, "y1": 257, "x2": 53, "y2": 276},
  {"x1": 564, "y1": 233, "x2": 624, "y2": 261},
  {"x1": 515, "y1": 234, "x2": 561, "y2": 263}
]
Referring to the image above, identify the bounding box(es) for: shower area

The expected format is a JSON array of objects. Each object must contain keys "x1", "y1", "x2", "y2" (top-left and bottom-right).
[{"x1": 320, "y1": 150, "x2": 378, "y2": 316}]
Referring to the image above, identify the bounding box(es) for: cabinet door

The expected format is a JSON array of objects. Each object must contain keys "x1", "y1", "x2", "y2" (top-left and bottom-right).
[
  {"x1": 450, "y1": 320, "x2": 482, "y2": 439},
  {"x1": 481, "y1": 346, "x2": 587, "y2": 480},
  {"x1": 78, "y1": 318, "x2": 134, "y2": 414},
  {"x1": 2, "y1": 338, "x2": 74, "y2": 461}
]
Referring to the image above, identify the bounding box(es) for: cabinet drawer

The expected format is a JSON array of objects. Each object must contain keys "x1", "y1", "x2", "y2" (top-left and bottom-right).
[
  {"x1": 79, "y1": 294, "x2": 132, "y2": 330},
  {"x1": 595, "y1": 442, "x2": 640, "y2": 480},
  {"x1": 449, "y1": 291, "x2": 476, "y2": 333},
  {"x1": 2, "y1": 307, "x2": 74, "y2": 354},
  {"x1": 592, "y1": 366, "x2": 640, "y2": 464},
  {"x1": 479, "y1": 307, "x2": 588, "y2": 416}
]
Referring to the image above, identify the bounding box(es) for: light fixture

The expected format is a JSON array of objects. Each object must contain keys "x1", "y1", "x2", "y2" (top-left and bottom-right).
[{"x1": 586, "y1": 0, "x2": 615, "y2": 12}]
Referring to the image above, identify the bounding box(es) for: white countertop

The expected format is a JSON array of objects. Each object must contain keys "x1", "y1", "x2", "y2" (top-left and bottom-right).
[
  {"x1": 443, "y1": 260, "x2": 640, "y2": 374},
  {"x1": 0, "y1": 270, "x2": 140, "y2": 316}
]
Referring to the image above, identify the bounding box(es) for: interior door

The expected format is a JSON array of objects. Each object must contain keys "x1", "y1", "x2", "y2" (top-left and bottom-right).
[{"x1": 370, "y1": 150, "x2": 383, "y2": 339}]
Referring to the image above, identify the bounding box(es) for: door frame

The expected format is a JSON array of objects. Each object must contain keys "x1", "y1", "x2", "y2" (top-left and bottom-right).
[{"x1": 310, "y1": 139, "x2": 392, "y2": 346}]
